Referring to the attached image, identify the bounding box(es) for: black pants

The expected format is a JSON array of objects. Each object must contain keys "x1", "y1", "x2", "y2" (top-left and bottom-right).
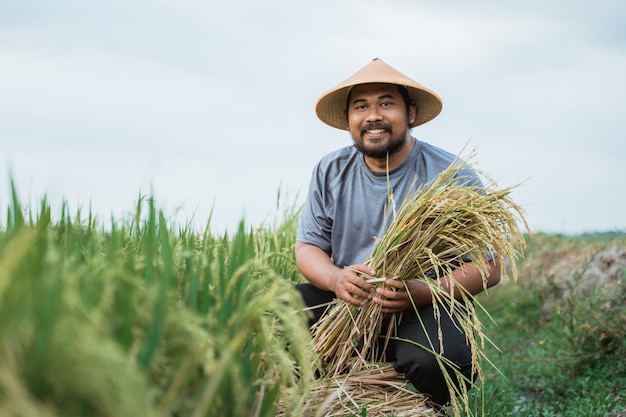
[{"x1": 296, "y1": 282, "x2": 473, "y2": 406}]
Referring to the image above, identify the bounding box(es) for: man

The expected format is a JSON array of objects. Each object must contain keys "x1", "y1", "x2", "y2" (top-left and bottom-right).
[{"x1": 295, "y1": 58, "x2": 501, "y2": 406}]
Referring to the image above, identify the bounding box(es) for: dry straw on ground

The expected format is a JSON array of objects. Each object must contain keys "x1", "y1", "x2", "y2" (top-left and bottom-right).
[
  {"x1": 285, "y1": 364, "x2": 437, "y2": 417},
  {"x1": 308, "y1": 155, "x2": 528, "y2": 416}
]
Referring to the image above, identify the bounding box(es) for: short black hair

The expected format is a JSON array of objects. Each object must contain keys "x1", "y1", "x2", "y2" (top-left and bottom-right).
[{"x1": 396, "y1": 85, "x2": 411, "y2": 109}]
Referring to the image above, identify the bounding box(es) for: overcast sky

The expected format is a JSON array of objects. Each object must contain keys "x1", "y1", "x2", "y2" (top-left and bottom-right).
[{"x1": 1, "y1": 0, "x2": 625, "y2": 235}]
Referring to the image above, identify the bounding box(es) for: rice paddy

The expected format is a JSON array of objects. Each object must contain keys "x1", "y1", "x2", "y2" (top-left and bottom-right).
[
  {"x1": 0, "y1": 185, "x2": 313, "y2": 417},
  {"x1": 1, "y1": 178, "x2": 624, "y2": 416}
]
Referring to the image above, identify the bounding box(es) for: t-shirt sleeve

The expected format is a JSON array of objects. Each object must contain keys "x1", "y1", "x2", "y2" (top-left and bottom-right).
[{"x1": 296, "y1": 163, "x2": 333, "y2": 254}]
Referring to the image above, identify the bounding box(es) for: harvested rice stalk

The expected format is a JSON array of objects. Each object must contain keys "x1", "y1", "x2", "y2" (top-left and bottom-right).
[
  {"x1": 277, "y1": 364, "x2": 437, "y2": 417},
  {"x1": 310, "y1": 156, "x2": 528, "y2": 401}
]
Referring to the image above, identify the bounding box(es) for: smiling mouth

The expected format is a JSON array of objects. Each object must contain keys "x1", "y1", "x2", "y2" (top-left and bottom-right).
[
  {"x1": 362, "y1": 125, "x2": 390, "y2": 136},
  {"x1": 361, "y1": 123, "x2": 391, "y2": 136}
]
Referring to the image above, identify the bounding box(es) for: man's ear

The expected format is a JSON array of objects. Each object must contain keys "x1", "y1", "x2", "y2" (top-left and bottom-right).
[{"x1": 408, "y1": 104, "x2": 418, "y2": 125}]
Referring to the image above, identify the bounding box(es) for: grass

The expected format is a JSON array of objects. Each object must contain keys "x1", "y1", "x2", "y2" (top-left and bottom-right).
[{"x1": 455, "y1": 232, "x2": 626, "y2": 417}]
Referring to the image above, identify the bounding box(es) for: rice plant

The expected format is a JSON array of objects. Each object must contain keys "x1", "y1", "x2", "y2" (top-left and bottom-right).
[
  {"x1": 0, "y1": 168, "x2": 536, "y2": 416},
  {"x1": 0, "y1": 183, "x2": 314, "y2": 417}
]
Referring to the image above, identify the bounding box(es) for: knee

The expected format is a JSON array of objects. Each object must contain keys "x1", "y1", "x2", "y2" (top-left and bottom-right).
[
  {"x1": 395, "y1": 346, "x2": 444, "y2": 387},
  {"x1": 294, "y1": 283, "x2": 332, "y2": 328},
  {"x1": 394, "y1": 345, "x2": 472, "y2": 406}
]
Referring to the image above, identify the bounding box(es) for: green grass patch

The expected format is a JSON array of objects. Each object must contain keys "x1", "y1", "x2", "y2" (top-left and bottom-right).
[{"x1": 457, "y1": 233, "x2": 626, "y2": 417}]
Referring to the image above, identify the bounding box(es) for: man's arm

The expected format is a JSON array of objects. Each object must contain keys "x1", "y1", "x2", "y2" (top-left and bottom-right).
[
  {"x1": 372, "y1": 258, "x2": 502, "y2": 313},
  {"x1": 295, "y1": 241, "x2": 376, "y2": 306}
]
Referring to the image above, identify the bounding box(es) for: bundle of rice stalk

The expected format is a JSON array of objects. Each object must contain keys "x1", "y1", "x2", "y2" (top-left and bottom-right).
[
  {"x1": 310, "y1": 157, "x2": 528, "y2": 380},
  {"x1": 277, "y1": 364, "x2": 437, "y2": 417}
]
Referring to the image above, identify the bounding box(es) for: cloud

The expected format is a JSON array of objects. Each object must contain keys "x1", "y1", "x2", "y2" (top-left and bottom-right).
[{"x1": 1, "y1": 0, "x2": 625, "y2": 234}]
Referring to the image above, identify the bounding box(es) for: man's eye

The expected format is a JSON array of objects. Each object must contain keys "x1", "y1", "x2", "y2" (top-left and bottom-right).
[
  {"x1": 380, "y1": 101, "x2": 393, "y2": 107},
  {"x1": 354, "y1": 104, "x2": 367, "y2": 110}
]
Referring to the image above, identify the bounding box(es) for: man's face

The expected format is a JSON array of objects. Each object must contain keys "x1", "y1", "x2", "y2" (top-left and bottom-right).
[{"x1": 347, "y1": 83, "x2": 417, "y2": 159}]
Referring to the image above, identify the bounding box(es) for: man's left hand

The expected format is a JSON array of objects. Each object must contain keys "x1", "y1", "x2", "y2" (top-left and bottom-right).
[{"x1": 371, "y1": 278, "x2": 431, "y2": 313}]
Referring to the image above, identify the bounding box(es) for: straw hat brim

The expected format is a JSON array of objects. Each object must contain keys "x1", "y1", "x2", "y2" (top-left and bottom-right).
[{"x1": 315, "y1": 58, "x2": 443, "y2": 130}]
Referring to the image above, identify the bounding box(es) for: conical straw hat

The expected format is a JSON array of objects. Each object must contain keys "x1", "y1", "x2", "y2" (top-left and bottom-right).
[{"x1": 315, "y1": 58, "x2": 443, "y2": 130}]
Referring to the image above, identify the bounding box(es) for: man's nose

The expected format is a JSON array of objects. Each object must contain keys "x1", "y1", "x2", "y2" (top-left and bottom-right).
[{"x1": 365, "y1": 106, "x2": 383, "y2": 122}]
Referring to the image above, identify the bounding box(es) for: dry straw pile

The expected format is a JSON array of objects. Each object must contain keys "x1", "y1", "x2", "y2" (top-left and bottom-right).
[
  {"x1": 306, "y1": 155, "x2": 528, "y2": 416},
  {"x1": 288, "y1": 364, "x2": 437, "y2": 417}
]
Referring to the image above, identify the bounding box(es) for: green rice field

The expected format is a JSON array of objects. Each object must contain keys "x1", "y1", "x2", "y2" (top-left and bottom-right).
[{"x1": 1, "y1": 183, "x2": 625, "y2": 417}]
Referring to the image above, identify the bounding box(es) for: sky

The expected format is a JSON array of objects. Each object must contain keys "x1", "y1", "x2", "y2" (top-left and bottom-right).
[{"x1": 1, "y1": 0, "x2": 625, "y2": 235}]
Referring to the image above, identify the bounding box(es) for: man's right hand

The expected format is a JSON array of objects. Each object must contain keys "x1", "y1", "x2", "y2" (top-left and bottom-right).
[
  {"x1": 332, "y1": 264, "x2": 376, "y2": 306},
  {"x1": 295, "y1": 242, "x2": 376, "y2": 307}
]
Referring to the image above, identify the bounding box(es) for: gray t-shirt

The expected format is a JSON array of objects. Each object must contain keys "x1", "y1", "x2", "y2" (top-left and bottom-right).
[{"x1": 297, "y1": 138, "x2": 482, "y2": 268}]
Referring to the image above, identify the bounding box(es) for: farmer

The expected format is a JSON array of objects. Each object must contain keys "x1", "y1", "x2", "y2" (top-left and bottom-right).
[{"x1": 295, "y1": 58, "x2": 501, "y2": 407}]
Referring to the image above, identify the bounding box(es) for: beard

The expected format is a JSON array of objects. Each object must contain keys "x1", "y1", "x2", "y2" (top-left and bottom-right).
[{"x1": 352, "y1": 123, "x2": 407, "y2": 159}]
